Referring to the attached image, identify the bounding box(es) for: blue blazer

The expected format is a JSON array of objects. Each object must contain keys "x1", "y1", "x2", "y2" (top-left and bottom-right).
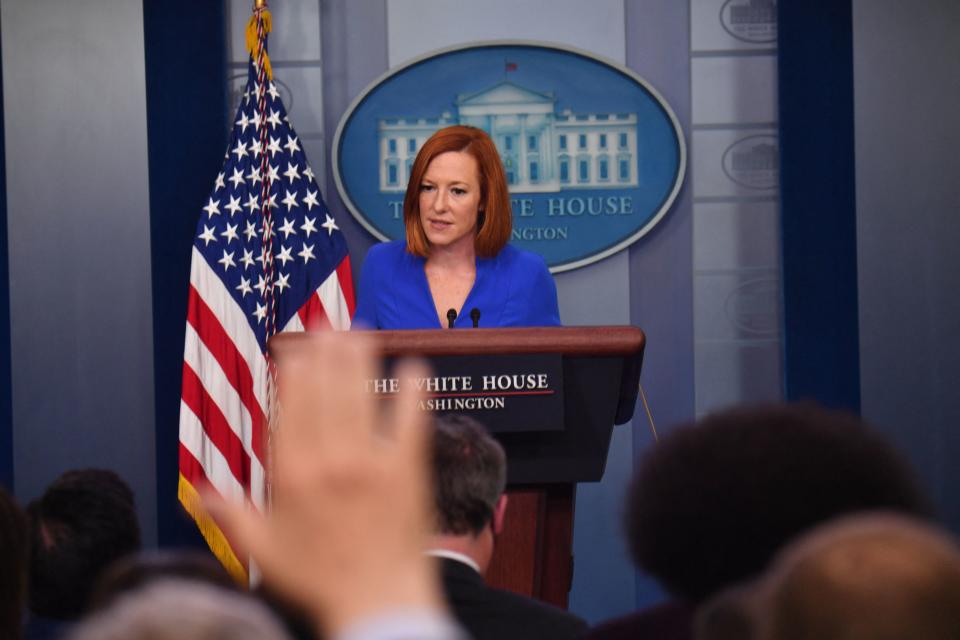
[{"x1": 354, "y1": 240, "x2": 561, "y2": 329}]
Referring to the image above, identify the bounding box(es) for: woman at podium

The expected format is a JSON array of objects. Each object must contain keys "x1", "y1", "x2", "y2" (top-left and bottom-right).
[{"x1": 354, "y1": 125, "x2": 560, "y2": 330}]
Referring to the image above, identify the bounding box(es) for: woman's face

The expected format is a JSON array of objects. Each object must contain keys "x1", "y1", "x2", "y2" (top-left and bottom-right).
[{"x1": 418, "y1": 150, "x2": 482, "y2": 253}]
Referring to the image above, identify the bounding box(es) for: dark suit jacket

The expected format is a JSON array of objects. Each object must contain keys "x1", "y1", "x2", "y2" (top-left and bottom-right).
[
  {"x1": 585, "y1": 600, "x2": 694, "y2": 640},
  {"x1": 440, "y1": 558, "x2": 587, "y2": 640}
]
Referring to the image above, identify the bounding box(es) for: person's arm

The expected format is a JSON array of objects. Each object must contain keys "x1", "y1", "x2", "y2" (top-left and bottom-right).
[{"x1": 205, "y1": 332, "x2": 463, "y2": 639}]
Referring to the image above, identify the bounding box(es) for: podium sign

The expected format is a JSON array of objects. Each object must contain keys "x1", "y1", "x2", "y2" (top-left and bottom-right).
[
  {"x1": 373, "y1": 353, "x2": 564, "y2": 433},
  {"x1": 270, "y1": 326, "x2": 645, "y2": 609}
]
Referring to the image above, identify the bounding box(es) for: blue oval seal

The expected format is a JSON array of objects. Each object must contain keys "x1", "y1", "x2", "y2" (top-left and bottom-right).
[{"x1": 333, "y1": 41, "x2": 686, "y2": 273}]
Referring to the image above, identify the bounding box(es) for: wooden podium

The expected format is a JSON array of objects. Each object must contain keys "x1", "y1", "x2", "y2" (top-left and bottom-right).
[{"x1": 272, "y1": 326, "x2": 645, "y2": 610}]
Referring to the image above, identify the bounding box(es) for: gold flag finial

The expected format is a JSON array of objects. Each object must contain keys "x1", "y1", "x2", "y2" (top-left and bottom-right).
[{"x1": 246, "y1": 2, "x2": 273, "y2": 80}]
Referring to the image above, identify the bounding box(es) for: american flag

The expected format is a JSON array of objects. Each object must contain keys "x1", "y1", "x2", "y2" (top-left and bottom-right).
[{"x1": 177, "y1": 9, "x2": 354, "y2": 582}]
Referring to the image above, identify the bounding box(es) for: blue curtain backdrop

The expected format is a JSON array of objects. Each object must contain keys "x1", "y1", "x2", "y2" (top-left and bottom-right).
[
  {"x1": 142, "y1": 0, "x2": 228, "y2": 547},
  {"x1": 778, "y1": 0, "x2": 860, "y2": 412}
]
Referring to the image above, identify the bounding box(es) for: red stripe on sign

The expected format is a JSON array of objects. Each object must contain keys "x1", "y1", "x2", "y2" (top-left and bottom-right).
[
  {"x1": 181, "y1": 364, "x2": 252, "y2": 491},
  {"x1": 187, "y1": 285, "x2": 267, "y2": 462},
  {"x1": 336, "y1": 257, "x2": 356, "y2": 318}
]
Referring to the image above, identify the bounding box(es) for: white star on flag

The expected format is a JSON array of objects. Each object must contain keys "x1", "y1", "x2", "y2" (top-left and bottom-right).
[
  {"x1": 218, "y1": 250, "x2": 236, "y2": 270},
  {"x1": 236, "y1": 276, "x2": 253, "y2": 297},
  {"x1": 228, "y1": 168, "x2": 245, "y2": 188},
  {"x1": 198, "y1": 225, "x2": 217, "y2": 245},
  {"x1": 301, "y1": 216, "x2": 317, "y2": 237},
  {"x1": 278, "y1": 218, "x2": 296, "y2": 239},
  {"x1": 225, "y1": 195, "x2": 243, "y2": 216},
  {"x1": 322, "y1": 214, "x2": 339, "y2": 235},
  {"x1": 203, "y1": 198, "x2": 221, "y2": 217},
  {"x1": 302, "y1": 189, "x2": 319, "y2": 211},
  {"x1": 276, "y1": 245, "x2": 294, "y2": 266},
  {"x1": 221, "y1": 223, "x2": 239, "y2": 243},
  {"x1": 231, "y1": 140, "x2": 248, "y2": 160},
  {"x1": 298, "y1": 243, "x2": 315, "y2": 264},
  {"x1": 282, "y1": 191, "x2": 298, "y2": 211},
  {"x1": 266, "y1": 136, "x2": 282, "y2": 156}
]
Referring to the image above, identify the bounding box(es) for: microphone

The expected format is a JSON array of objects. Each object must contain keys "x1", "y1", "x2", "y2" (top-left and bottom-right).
[
  {"x1": 446, "y1": 308, "x2": 457, "y2": 328},
  {"x1": 469, "y1": 308, "x2": 481, "y2": 328}
]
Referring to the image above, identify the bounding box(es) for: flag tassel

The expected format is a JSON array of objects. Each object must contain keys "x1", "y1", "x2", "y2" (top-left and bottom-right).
[
  {"x1": 245, "y1": 7, "x2": 273, "y2": 81},
  {"x1": 178, "y1": 474, "x2": 248, "y2": 584}
]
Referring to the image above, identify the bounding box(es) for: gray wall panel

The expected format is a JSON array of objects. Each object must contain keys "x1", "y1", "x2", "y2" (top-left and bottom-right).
[
  {"x1": 854, "y1": 0, "x2": 960, "y2": 529},
  {"x1": 626, "y1": 0, "x2": 696, "y2": 609},
  {"x1": 321, "y1": 0, "x2": 389, "y2": 281},
  {"x1": 1, "y1": 0, "x2": 156, "y2": 544}
]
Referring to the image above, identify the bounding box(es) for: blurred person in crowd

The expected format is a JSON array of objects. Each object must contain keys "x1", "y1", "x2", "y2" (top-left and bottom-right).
[
  {"x1": 25, "y1": 469, "x2": 141, "y2": 639},
  {"x1": 587, "y1": 403, "x2": 932, "y2": 640},
  {"x1": 69, "y1": 579, "x2": 290, "y2": 640},
  {"x1": 207, "y1": 331, "x2": 467, "y2": 640},
  {"x1": 428, "y1": 413, "x2": 586, "y2": 640},
  {"x1": 1, "y1": 485, "x2": 28, "y2": 640},
  {"x1": 696, "y1": 513, "x2": 960, "y2": 640},
  {"x1": 87, "y1": 550, "x2": 237, "y2": 612}
]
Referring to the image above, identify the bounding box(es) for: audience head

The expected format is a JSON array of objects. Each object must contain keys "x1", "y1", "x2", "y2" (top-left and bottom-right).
[
  {"x1": 403, "y1": 125, "x2": 512, "y2": 258},
  {"x1": 1, "y1": 485, "x2": 28, "y2": 640},
  {"x1": 27, "y1": 468, "x2": 141, "y2": 619},
  {"x1": 68, "y1": 579, "x2": 290, "y2": 640},
  {"x1": 432, "y1": 413, "x2": 507, "y2": 537},
  {"x1": 88, "y1": 550, "x2": 237, "y2": 613},
  {"x1": 696, "y1": 513, "x2": 960, "y2": 640},
  {"x1": 627, "y1": 403, "x2": 931, "y2": 604}
]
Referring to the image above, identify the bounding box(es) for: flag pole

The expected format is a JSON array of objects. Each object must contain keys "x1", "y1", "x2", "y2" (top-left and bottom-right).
[{"x1": 251, "y1": 0, "x2": 273, "y2": 588}]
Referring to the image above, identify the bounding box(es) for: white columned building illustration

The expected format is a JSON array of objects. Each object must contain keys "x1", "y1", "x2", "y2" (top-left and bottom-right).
[{"x1": 377, "y1": 81, "x2": 638, "y2": 194}]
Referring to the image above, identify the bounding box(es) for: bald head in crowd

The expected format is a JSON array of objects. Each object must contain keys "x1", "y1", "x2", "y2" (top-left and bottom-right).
[{"x1": 697, "y1": 513, "x2": 960, "y2": 640}]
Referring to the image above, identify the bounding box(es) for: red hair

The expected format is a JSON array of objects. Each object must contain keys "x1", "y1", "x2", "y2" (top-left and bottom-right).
[{"x1": 403, "y1": 126, "x2": 511, "y2": 258}]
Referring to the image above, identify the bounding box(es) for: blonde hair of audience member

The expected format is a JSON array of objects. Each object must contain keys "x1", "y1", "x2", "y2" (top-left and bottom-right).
[
  {"x1": 68, "y1": 579, "x2": 290, "y2": 640},
  {"x1": 205, "y1": 331, "x2": 455, "y2": 639},
  {"x1": 696, "y1": 513, "x2": 960, "y2": 640}
]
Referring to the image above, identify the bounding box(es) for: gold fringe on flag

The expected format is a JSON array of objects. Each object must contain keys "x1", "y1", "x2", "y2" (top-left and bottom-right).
[
  {"x1": 245, "y1": 8, "x2": 274, "y2": 81},
  {"x1": 178, "y1": 474, "x2": 249, "y2": 585}
]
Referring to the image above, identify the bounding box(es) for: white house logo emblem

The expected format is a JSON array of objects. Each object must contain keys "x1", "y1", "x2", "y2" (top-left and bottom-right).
[
  {"x1": 377, "y1": 82, "x2": 639, "y2": 195},
  {"x1": 720, "y1": 0, "x2": 778, "y2": 44},
  {"x1": 334, "y1": 42, "x2": 686, "y2": 272},
  {"x1": 722, "y1": 134, "x2": 779, "y2": 190}
]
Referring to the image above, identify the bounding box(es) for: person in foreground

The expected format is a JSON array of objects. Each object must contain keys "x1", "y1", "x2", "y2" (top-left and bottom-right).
[
  {"x1": 696, "y1": 513, "x2": 960, "y2": 640},
  {"x1": 205, "y1": 331, "x2": 467, "y2": 640},
  {"x1": 587, "y1": 403, "x2": 932, "y2": 640},
  {"x1": 354, "y1": 125, "x2": 560, "y2": 329},
  {"x1": 68, "y1": 580, "x2": 290, "y2": 640},
  {"x1": 25, "y1": 469, "x2": 142, "y2": 640},
  {"x1": 428, "y1": 414, "x2": 587, "y2": 640}
]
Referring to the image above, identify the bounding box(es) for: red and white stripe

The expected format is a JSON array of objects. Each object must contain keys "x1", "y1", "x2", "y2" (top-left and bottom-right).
[{"x1": 179, "y1": 247, "x2": 354, "y2": 519}]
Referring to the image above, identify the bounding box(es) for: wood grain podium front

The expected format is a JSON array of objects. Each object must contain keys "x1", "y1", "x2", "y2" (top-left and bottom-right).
[{"x1": 270, "y1": 326, "x2": 645, "y2": 610}]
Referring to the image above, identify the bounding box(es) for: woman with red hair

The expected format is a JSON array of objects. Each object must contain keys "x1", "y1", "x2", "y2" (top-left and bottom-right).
[{"x1": 354, "y1": 125, "x2": 560, "y2": 329}]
